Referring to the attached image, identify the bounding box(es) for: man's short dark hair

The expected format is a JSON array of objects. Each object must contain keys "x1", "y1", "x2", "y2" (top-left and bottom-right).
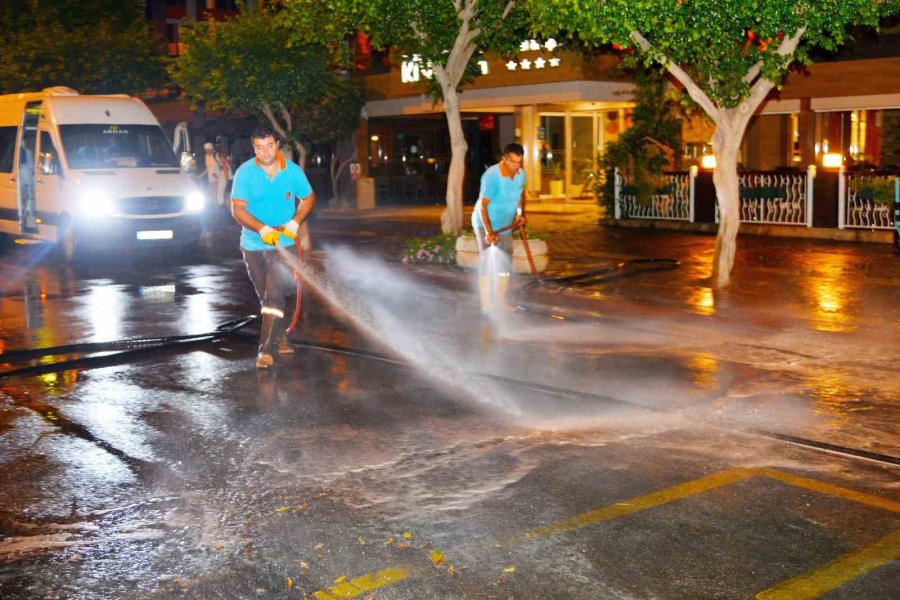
[
  {"x1": 250, "y1": 123, "x2": 279, "y2": 143},
  {"x1": 504, "y1": 143, "x2": 524, "y2": 156}
]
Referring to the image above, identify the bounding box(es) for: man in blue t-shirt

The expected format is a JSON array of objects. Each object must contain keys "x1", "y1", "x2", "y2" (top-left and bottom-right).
[
  {"x1": 231, "y1": 124, "x2": 315, "y2": 368},
  {"x1": 471, "y1": 142, "x2": 527, "y2": 313}
]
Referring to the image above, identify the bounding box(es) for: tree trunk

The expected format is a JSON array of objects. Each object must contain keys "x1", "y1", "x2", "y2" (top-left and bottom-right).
[
  {"x1": 711, "y1": 132, "x2": 741, "y2": 289},
  {"x1": 441, "y1": 88, "x2": 467, "y2": 233},
  {"x1": 628, "y1": 27, "x2": 804, "y2": 291}
]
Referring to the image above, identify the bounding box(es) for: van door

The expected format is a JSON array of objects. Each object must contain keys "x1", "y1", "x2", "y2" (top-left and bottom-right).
[
  {"x1": 17, "y1": 101, "x2": 41, "y2": 232},
  {"x1": 35, "y1": 129, "x2": 64, "y2": 241},
  {"x1": 0, "y1": 125, "x2": 19, "y2": 234}
]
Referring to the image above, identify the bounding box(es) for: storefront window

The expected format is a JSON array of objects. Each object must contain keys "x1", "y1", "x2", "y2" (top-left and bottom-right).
[
  {"x1": 815, "y1": 109, "x2": 899, "y2": 169},
  {"x1": 532, "y1": 110, "x2": 630, "y2": 197},
  {"x1": 570, "y1": 115, "x2": 594, "y2": 196},
  {"x1": 538, "y1": 115, "x2": 565, "y2": 192}
]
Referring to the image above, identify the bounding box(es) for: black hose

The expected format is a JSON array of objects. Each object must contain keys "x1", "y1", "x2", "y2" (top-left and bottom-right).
[
  {"x1": 0, "y1": 315, "x2": 257, "y2": 380},
  {"x1": 4, "y1": 315, "x2": 898, "y2": 469},
  {"x1": 523, "y1": 257, "x2": 680, "y2": 290}
]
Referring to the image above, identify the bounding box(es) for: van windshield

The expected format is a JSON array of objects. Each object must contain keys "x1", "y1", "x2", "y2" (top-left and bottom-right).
[{"x1": 59, "y1": 124, "x2": 178, "y2": 169}]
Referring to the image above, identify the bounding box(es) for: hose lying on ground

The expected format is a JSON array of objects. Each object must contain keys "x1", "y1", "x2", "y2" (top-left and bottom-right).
[
  {"x1": 0, "y1": 315, "x2": 257, "y2": 381},
  {"x1": 522, "y1": 257, "x2": 681, "y2": 290}
]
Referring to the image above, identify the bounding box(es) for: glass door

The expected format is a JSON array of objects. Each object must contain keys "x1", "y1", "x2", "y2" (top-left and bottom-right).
[
  {"x1": 537, "y1": 114, "x2": 564, "y2": 196},
  {"x1": 569, "y1": 114, "x2": 594, "y2": 197}
]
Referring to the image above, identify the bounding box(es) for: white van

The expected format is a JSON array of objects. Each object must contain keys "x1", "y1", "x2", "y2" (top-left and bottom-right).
[{"x1": 0, "y1": 87, "x2": 205, "y2": 261}]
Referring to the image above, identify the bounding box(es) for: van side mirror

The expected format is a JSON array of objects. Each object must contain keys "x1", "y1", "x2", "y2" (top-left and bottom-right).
[
  {"x1": 180, "y1": 151, "x2": 195, "y2": 173},
  {"x1": 40, "y1": 153, "x2": 60, "y2": 175}
]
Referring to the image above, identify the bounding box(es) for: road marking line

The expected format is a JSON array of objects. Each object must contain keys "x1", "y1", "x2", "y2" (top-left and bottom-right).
[
  {"x1": 310, "y1": 467, "x2": 898, "y2": 598},
  {"x1": 514, "y1": 467, "x2": 757, "y2": 542},
  {"x1": 755, "y1": 529, "x2": 900, "y2": 600},
  {"x1": 758, "y1": 467, "x2": 900, "y2": 513},
  {"x1": 311, "y1": 566, "x2": 412, "y2": 599}
]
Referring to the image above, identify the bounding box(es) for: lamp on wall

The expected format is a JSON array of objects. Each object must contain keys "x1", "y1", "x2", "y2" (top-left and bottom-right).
[
  {"x1": 700, "y1": 154, "x2": 717, "y2": 169},
  {"x1": 822, "y1": 153, "x2": 843, "y2": 169}
]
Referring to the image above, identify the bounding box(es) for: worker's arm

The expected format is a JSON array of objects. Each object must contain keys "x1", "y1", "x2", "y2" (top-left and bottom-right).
[
  {"x1": 514, "y1": 190, "x2": 527, "y2": 228},
  {"x1": 479, "y1": 196, "x2": 498, "y2": 245},
  {"x1": 291, "y1": 192, "x2": 315, "y2": 227},
  {"x1": 281, "y1": 192, "x2": 316, "y2": 239}
]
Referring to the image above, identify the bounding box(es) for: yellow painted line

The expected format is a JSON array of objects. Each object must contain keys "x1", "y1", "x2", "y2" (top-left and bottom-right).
[
  {"x1": 758, "y1": 467, "x2": 900, "y2": 513},
  {"x1": 308, "y1": 467, "x2": 899, "y2": 598},
  {"x1": 755, "y1": 529, "x2": 900, "y2": 600},
  {"x1": 311, "y1": 565, "x2": 412, "y2": 600},
  {"x1": 515, "y1": 467, "x2": 757, "y2": 541}
]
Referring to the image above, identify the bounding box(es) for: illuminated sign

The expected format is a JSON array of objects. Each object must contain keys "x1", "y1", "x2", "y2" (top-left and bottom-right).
[
  {"x1": 401, "y1": 54, "x2": 489, "y2": 83},
  {"x1": 399, "y1": 38, "x2": 562, "y2": 83},
  {"x1": 506, "y1": 39, "x2": 562, "y2": 71}
]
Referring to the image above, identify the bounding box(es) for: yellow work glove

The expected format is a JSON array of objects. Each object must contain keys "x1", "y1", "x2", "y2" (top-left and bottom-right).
[
  {"x1": 258, "y1": 225, "x2": 280, "y2": 246},
  {"x1": 281, "y1": 220, "x2": 299, "y2": 240}
]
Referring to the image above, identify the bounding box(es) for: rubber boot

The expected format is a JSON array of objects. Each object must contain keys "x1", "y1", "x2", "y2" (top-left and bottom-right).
[
  {"x1": 256, "y1": 314, "x2": 282, "y2": 368},
  {"x1": 276, "y1": 329, "x2": 294, "y2": 355},
  {"x1": 478, "y1": 275, "x2": 492, "y2": 314}
]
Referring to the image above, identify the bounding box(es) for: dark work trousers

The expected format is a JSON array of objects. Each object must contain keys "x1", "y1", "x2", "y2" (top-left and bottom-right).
[{"x1": 241, "y1": 248, "x2": 296, "y2": 316}]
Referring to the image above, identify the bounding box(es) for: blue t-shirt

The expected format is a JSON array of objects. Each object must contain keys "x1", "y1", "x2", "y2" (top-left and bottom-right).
[
  {"x1": 231, "y1": 154, "x2": 313, "y2": 251},
  {"x1": 471, "y1": 164, "x2": 525, "y2": 235}
]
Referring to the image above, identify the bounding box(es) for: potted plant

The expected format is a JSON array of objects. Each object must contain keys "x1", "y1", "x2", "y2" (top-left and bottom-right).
[
  {"x1": 549, "y1": 161, "x2": 564, "y2": 197},
  {"x1": 569, "y1": 159, "x2": 596, "y2": 198}
]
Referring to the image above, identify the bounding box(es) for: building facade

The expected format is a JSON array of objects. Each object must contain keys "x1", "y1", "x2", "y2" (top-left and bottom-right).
[{"x1": 358, "y1": 33, "x2": 900, "y2": 206}]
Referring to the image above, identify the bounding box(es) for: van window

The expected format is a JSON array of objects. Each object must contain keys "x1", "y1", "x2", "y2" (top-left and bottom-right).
[
  {"x1": 0, "y1": 126, "x2": 17, "y2": 173},
  {"x1": 39, "y1": 131, "x2": 61, "y2": 173},
  {"x1": 59, "y1": 124, "x2": 179, "y2": 169}
]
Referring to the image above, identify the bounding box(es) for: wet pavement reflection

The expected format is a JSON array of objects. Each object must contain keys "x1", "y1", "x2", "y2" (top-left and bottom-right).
[{"x1": 0, "y1": 207, "x2": 898, "y2": 599}]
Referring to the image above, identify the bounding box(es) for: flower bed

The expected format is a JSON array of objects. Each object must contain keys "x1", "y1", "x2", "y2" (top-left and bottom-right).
[{"x1": 400, "y1": 232, "x2": 458, "y2": 265}]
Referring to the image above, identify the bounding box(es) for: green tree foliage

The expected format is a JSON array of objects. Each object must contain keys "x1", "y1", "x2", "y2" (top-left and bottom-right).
[
  {"x1": 294, "y1": 78, "x2": 366, "y2": 203},
  {"x1": 0, "y1": 0, "x2": 165, "y2": 94},
  {"x1": 283, "y1": 0, "x2": 530, "y2": 232},
  {"x1": 531, "y1": 0, "x2": 898, "y2": 287},
  {"x1": 599, "y1": 69, "x2": 683, "y2": 214},
  {"x1": 169, "y1": 10, "x2": 357, "y2": 167}
]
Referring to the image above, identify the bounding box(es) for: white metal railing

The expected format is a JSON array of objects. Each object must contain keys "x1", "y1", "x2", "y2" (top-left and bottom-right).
[
  {"x1": 614, "y1": 170, "x2": 693, "y2": 221},
  {"x1": 613, "y1": 165, "x2": 898, "y2": 234},
  {"x1": 737, "y1": 171, "x2": 808, "y2": 225},
  {"x1": 841, "y1": 173, "x2": 898, "y2": 230}
]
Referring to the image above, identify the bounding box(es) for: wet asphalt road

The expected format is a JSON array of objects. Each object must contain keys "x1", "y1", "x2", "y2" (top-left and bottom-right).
[{"x1": 0, "y1": 208, "x2": 899, "y2": 599}]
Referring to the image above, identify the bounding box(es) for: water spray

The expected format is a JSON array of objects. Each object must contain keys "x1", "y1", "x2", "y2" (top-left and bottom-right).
[{"x1": 275, "y1": 246, "x2": 522, "y2": 415}]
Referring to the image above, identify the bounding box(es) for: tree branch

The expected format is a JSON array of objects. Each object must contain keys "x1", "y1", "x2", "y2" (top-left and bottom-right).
[
  {"x1": 744, "y1": 26, "x2": 806, "y2": 86},
  {"x1": 742, "y1": 27, "x2": 807, "y2": 120},
  {"x1": 410, "y1": 21, "x2": 428, "y2": 46},
  {"x1": 502, "y1": 0, "x2": 516, "y2": 20},
  {"x1": 743, "y1": 61, "x2": 763, "y2": 85},
  {"x1": 442, "y1": 0, "x2": 480, "y2": 85},
  {"x1": 260, "y1": 102, "x2": 289, "y2": 140},
  {"x1": 280, "y1": 102, "x2": 292, "y2": 133},
  {"x1": 630, "y1": 30, "x2": 719, "y2": 121}
]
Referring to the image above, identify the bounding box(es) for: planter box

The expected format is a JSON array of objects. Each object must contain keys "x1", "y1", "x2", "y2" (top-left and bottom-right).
[
  {"x1": 550, "y1": 180, "x2": 564, "y2": 197},
  {"x1": 455, "y1": 235, "x2": 549, "y2": 274}
]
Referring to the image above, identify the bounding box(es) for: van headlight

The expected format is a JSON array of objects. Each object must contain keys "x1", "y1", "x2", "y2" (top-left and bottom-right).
[
  {"x1": 78, "y1": 190, "x2": 116, "y2": 217},
  {"x1": 186, "y1": 191, "x2": 205, "y2": 213}
]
